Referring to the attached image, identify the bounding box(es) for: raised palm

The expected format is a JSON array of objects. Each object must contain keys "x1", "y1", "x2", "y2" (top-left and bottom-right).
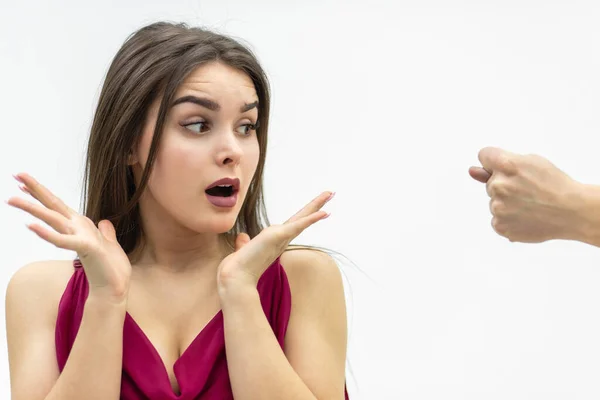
[{"x1": 7, "y1": 173, "x2": 132, "y2": 301}]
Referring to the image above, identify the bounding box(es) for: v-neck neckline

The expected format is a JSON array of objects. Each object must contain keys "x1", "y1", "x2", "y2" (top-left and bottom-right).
[
  {"x1": 124, "y1": 309, "x2": 224, "y2": 397},
  {"x1": 60, "y1": 257, "x2": 290, "y2": 399}
]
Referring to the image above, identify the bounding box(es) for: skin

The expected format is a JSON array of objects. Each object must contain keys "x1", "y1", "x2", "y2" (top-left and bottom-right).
[
  {"x1": 5, "y1": 61, "x2": 348, "y2": 400},
  {"x1": 470, "y1": 146, "x2": 600, "y2": 247}
]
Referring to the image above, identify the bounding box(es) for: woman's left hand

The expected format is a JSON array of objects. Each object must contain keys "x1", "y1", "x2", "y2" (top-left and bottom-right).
[{"x1": 217, "y1": 191, "x2": 335, "y2": 294}]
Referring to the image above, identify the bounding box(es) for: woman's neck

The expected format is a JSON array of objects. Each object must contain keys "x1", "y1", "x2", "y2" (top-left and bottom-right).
[{"x1": 128, "y1": 233, "x2": 231, "y2": 273}]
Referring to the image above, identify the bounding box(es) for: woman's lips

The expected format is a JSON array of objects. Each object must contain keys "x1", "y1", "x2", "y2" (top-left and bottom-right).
[{"x1": 205, "y1": 191, "x2": 238, "y2": 208}]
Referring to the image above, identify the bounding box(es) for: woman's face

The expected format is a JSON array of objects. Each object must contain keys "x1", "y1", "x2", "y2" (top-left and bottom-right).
[{"x1": 130, "y1": 61, "x2": 261, "y2": 235}]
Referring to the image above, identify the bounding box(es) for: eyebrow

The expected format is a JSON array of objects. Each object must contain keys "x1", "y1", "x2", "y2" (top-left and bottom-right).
[
  {"x1": 171, "y1": 95, "x2": 259, "y2": 113},
  {"x1": 241, "y1": 100, "x2": 259, "y2": 113}
]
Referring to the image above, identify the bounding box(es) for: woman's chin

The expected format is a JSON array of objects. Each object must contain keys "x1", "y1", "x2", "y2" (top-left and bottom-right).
[
  {"x1": 198, "y1": 218, "x2": 237, "y2": 234},
  {"x1": 180, "y1": 209, "x2": 238, "y2": 234}
]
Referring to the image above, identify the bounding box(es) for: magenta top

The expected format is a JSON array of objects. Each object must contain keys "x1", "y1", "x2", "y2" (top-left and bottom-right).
[{"x1": 55, "y1": 257, "x2": 349, "y2": 399}]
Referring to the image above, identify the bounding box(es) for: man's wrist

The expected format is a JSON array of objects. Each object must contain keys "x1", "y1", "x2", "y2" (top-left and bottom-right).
[{"x1": 569, "y1": 183, "x2": 600, "y2": 247}]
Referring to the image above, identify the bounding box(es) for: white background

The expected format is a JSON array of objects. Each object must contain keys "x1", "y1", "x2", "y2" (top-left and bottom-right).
[{"x1": 1, "y1": 1, "x2": 600, "y2": 399}]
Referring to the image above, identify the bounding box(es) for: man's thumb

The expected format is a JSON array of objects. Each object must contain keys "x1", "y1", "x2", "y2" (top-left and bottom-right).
[
  {"x1": 468, "y1": 166, "x2": 491, "y2": 183},
  {"x1": 477, "y1": 147, "x2": 503, "y2": 171},
  {"x1": 478, "y1": 146, "x2": 519, "y2": 173}
]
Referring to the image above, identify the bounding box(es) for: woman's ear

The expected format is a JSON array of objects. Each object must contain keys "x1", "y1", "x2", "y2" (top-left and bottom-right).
[{"x1": 127, "y1": 149, "x2": 138, "y2": 165}]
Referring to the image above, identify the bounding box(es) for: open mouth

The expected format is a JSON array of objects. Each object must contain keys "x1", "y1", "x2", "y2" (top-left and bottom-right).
[{"x1": 205, "y1": 185, "x2": 236, "y2": 197}]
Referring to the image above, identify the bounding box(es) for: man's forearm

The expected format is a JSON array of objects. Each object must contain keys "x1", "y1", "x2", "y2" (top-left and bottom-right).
[{"x1": 570, "y1": 184, "x2": 600, "y2": 247}]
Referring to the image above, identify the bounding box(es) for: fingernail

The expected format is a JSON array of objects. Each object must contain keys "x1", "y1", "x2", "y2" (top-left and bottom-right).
[
  {"x1": 326, "y1": 191, "x2": 336, "y2": 202},
  {"x1": 322, "y1": 212, "x2": 331, "y2": 219},
  {"x1": 13, "y1": 174, "x2": 23, "y2": 183}
]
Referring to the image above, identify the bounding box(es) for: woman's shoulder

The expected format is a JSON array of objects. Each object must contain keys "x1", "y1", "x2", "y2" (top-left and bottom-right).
[
  {"x1": 7, "y1": 259, "x2": 76, "y2": 292},
  {"x1": 280, "y1": 248, "x2": 343, "y2": 299},
  {"x1": 6, "y1": 259, "x2": 77, "y2": 320}
]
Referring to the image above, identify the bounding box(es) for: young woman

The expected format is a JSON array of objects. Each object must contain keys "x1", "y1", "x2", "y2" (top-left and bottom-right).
[{"x1": 6, "y1": 22, "x2": 349, "y2": 400}]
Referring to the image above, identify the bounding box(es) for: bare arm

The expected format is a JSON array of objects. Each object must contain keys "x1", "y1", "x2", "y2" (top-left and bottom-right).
[
  {"x1": 572, "y1": 184, "x2": 600, "y2": 248},
  {"x1": 6, "y1": 261, "x2": 126, "y2": 400},
  {"x1": 220, "y1": 249, "x2": 347, "y2": 400}
]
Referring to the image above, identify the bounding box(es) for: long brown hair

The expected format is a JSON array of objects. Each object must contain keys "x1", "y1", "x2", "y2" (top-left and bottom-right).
[{"x1": 81, "y1": 21, "x2": 273, "y2": 258}]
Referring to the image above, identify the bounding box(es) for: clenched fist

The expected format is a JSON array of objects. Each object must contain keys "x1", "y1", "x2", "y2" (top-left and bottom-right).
[{"x1": 469, "y1": 147, "x2": 588, "y2": 243}]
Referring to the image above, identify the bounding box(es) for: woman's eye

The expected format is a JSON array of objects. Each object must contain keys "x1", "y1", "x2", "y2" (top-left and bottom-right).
[
  {"x1": 184, "y1": 121, "x2": 208, "y2": 134},
  {"x1": 237, "y1": 123, "x2": 257, "y2": 135}
]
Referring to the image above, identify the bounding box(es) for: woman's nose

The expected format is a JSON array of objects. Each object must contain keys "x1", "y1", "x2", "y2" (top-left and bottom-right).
[{"x1": 215, "y1": 132, "x2": 243, "y2": 166}]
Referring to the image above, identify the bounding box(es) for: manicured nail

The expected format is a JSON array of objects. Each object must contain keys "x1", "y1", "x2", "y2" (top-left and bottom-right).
[
  {"x1": 326, "y1": 191, "x2": 336, "y2": 202},
  {"x1": 322, "y1": 212, "x2": 331, "y2": 219}
]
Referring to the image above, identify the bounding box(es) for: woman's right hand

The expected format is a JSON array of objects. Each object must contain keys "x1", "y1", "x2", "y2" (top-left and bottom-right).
[{"x1": 7, "y1": 173, "x2": 132, "y2": 303}]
